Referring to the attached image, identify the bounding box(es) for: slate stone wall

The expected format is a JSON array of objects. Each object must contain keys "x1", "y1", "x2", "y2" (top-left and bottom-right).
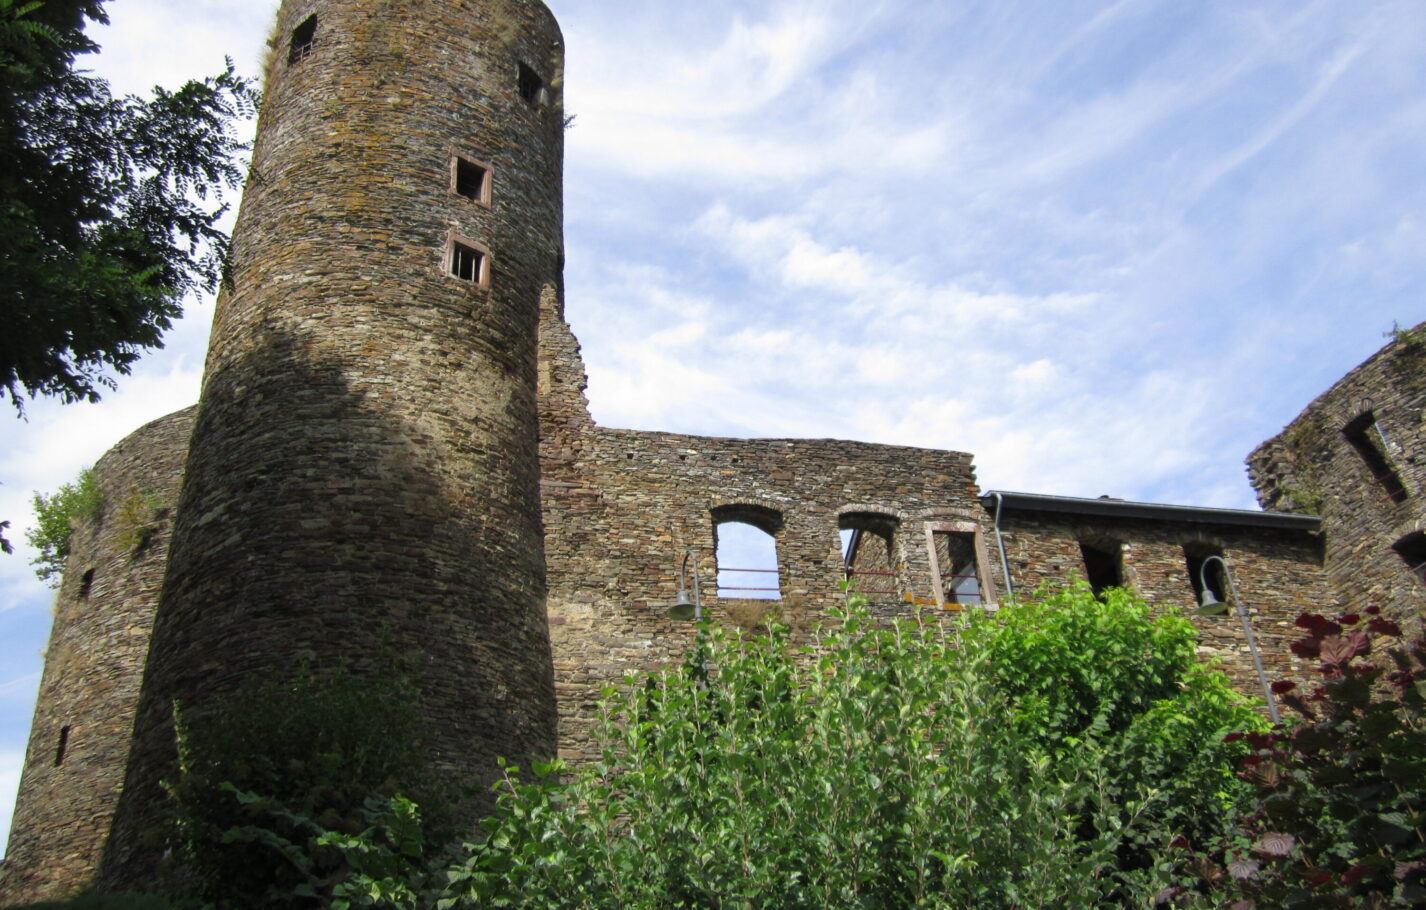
[
  {"x1": 98, "y1": 0, "x2": 564, "y2": 887},
  {"x1": 1249, "y1": 321, "x2": 1426, "y2": 636},
  {"x1": 537, "y1": 301, "x2": 994, "y2": 761},
  {"x1": 0, "y1": 409, "x2": 192, "y2": 904},
  {"x1": 991, "y1": 510, "x2": 1332, "y2": 696}
]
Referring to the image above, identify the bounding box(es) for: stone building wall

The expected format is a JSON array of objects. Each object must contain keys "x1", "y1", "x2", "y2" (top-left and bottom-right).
[
  {"x1": 98, "y1": 0, "x2": 565, "y2": 888},
  {"x1": 1248, "y1": 321, "x2": 1426, "y2": 636},
  {"x1": 985, "y1": 502, "x2": 1332, "y2": 695},
  {"x1": 0, "y1": 409, "x2": 192, "y2": 903}
]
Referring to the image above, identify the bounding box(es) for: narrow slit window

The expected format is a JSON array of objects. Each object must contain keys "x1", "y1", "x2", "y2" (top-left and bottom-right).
[
  {"x1": 518, "y1": 62, "x2": 547, "y2": 105},
  {"x1": 1079, "y1": 542, "x2": 1122, "y2": 596},
  {"x1": 1344, "y1": 413, "x2": 1408, "y2": 503},
  {"x1": 452, "y1": 155, "x2": 491, "y2": 206},
  {"x1": 54, "y1": 725, "x2": 70, "y2": 766},
  {"x1": 78, "y1": 568, "x2": 94, "y2": 600},
  {"x1": 448, "y1": 238, "x2": 489, "y2": 286},
  {"x1": 1392, "y1": 533, "x2": 1426, "y2": 588},
  {"x1": 288, "y1": 14, "x2": 318, "y2": 65}
]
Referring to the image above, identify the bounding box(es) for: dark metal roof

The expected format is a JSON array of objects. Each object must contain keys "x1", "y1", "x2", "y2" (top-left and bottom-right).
[{"x1": 980, "y1": 490, "x2": 1320, "y2": 532}]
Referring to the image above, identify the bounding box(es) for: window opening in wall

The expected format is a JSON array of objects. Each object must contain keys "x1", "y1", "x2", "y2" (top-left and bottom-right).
[
  {"x1": 931, "y1": 530, "x2": 983, "y2": 606},
  {"x1": 78, "y1": 568, "x2": 94, "y2": 600},
  {"x1": 1344, "y1": 412, "x2": 1408, "y2": 503},
  {"x1": 452, "y1": 155, "x2": 491, "y2": 205},
  {"x1": 1392, "y1": 532, "x2": 1426, "y2": 588},
  {"x1": 1185, "y1": 548, "x2": 1227, "y2": 605},
  {"x1": 713, "y1": 511, "x2": 782, "y2": 601},
  {"x1": 518, "y1": 62, "x2": 547, "y2": 105},
  {"x1": 840, "y1": 512, "x2": 900, "y2": 600},
  {"x1": 54, "y1": 725, "x2": 70, "y2": 766},
  {"x1": 288, "y1": 14, "x2": 317, "y2": 65},
  {"x1": 1079, "y1": 542, "x2": 1121, "y2": 596},
  {"x1": 449, "y1": 238, "x2": 489, "y2": 286}
]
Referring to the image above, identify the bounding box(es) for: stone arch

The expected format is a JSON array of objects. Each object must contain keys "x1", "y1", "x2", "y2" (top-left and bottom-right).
[{"x1": 710, "y1": 503, "x2": 784, "y2": 600}]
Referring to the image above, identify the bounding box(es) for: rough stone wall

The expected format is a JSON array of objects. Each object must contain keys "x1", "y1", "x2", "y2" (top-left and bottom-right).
[
  {"x1": 994, "y1": 511, "x2": 1333, "y2": 695},
  {"x1": 100, "y1": 0, "x2": 564, "y2": 886},
  {"x1": 0, "y1": 409, "x2": 193, "y2": 904},
  {"x1": 1248, "y1": 321, "x2": 1426, "y2": 636},
  {"x1": 536, "y1": 307, "x2": 989, "y2": 760}
]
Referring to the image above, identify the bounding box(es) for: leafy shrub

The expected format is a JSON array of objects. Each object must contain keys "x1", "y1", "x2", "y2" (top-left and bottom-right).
[
  {"x1": 26, "y1": 467, "x2": 102, "y2": 584},
  {"x1": 164, "y1": 661, "x2": 453, "y2": 908},
  {"x1": 1166, "y1": 608, "x2": 1426, "y2": 908},
  {"x1": 284, "y1": 589, "x2": 1249, "y2": 908},
  {"x1": 974, "y1": 586, "x2": 1262, "y2": 866},
  {"x1": 178, "y1": 588, "x2": 1257, "y2": 907}
]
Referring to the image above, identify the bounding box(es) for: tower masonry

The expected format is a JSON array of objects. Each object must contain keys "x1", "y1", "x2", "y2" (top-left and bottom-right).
[{"x1": 100, "y1": 0, "x2": 564, "y2": 884}]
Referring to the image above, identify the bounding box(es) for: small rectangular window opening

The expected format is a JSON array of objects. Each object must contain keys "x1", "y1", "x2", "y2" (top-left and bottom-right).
[
  {"x1": 288, "y1": 14, "x2": 318, "y2": 65},
  {"x1": 78, "y1": 568, "x2": 94, "y2": 600},
  {"x1": 1079, "y1": 542, "x2": 1121, "y2": 596},
  {"x1": 1344, "y1": 412, "x2": 1408, "y2": 504},
  {"x1": 54, "y1": 725, "x2": 71, "y2": 766},
  {"x1": 933, "y1": 530, "x2": 983, "y2": 606},
  {"x1": 518, "y1": 62, "x2": 547, "y2": 105},
  {"x1": 452, "y1": 155, "x2": 491, "y2": 205},
  {"x1": 1392, "y1": 533, "x2": 1426, "y2": 588},
  {"x1": 449, "y1": 239, "x2": 488, "y2": 285}
]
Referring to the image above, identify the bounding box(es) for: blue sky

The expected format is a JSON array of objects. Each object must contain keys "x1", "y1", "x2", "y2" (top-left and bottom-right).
[{"x1": 2, "y1": 0, "x2": 1424, "y2": 852}]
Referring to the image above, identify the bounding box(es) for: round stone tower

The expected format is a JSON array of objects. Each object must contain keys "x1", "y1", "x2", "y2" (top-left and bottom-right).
[
  {"x1": 0, "y1": 409, "x2": 192, "y2": 904},
  {"x1": 102, "y1": 0, "x2": 562, "y2": 882}
]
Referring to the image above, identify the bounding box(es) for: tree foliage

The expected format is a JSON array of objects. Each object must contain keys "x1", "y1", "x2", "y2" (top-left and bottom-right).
[
  {"x1": 26, "y1": 465, "x2": 101, "y2": 584},
  {"x1": 1167, "y1": 609, "x2": 1426, "y2": 908},
  {"x1": 0, "y1": 0, "x2": 256, "y2": 412}
]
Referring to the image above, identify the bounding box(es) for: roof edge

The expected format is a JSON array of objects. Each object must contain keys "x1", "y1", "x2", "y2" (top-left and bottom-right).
[{"x1": 980, "y1": 490, "x2": 1321, "y2": 531}]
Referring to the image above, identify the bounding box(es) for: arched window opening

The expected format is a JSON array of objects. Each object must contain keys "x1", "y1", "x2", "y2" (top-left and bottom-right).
[
  {"x1": 712, "y1": 507, "x2": 782, "y2": 601},
  {"x1": 840, "y1": 512, "x2": 900, "y2": 600},
  {"x1": 1185, "y1": 546, "x2": 1227, "y2": 606},
  {"x1": 1079, "y1": 541, "x2": 1122, "y2": 596}
]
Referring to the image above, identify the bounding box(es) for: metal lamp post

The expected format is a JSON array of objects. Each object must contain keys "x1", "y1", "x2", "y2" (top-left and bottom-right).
[{"x1": 1195, "y1": 554, "x2": 1281, "y2": 724}]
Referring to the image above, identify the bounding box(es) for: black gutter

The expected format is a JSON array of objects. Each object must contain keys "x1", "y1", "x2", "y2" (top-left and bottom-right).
[{"x1": 979, "y1": 490, "x2": 1320, "y2": 532}]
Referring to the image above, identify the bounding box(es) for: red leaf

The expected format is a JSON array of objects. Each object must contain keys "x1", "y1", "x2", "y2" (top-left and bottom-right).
[
  {"x1": 1320, "y1": 630, "x2": 1370, "y2": 667},
  {"x1": 1291, "y1": 638, "x2": 1322, "y2": 659},
  {"x1": 1295, "y1": 613, "x2": 1342, "y2": 637},
  {"x1": 1229, "y1": 858, "x2": 1261, "y2": 880},
  {"x1": 1365, "y1": 605, "x2": 1382, "y2": 615},
  {"x1": 1271, "y1": 679, "x2": 1297, "y2": 694},
  {"x1": 1341, "y1": 865, "x2": 1371, "y2": 886},
  {"x1": 1305, "y1": 872, "x2": 1332, "y2": 888},
  {"x1": 1254, "y1": 832, "x2": 1295, "y2": 857},
  {"x1": 1340, "y1": 613, "x2": 1361, "y2": 625},
  {"x1": 1368, "y1": 617, "x2": 1402, "y2": 637}
]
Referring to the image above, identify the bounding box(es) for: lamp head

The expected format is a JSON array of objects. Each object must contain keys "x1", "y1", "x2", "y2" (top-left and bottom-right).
[
  {"x1": 667, "y1": 590, "x2": 696, "y2": 621},
  {"x1": 1197, "y1": 590, "x2": 1229, "y2": 616}
]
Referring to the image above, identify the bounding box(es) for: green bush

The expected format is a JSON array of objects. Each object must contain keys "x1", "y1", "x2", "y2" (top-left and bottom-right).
[
  {"x1": 973, "y1": 586, "x2": 1262, "y2": 867},
  {"x1": 284, "y1": 588, "x2": 1251, "y2": 908},
  {"x1": 26, "y1": 466, "x2": 102, "y2": 585}
]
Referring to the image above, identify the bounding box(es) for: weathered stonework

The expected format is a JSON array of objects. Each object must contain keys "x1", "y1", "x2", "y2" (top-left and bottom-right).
[
  {"x1": 1249, "y1": 321, "x2": 1426, "y2": 639},
  {"x1": 981, "y1": 497, "x2": 1331, "y2": 697},
  {"x1": 0, "y1": 409, "x2": 191, "y2": 904},
  {"x1": 1, "y1": 1, "x2": 1413, "y2": 902},
  {"x1": 96, "y1": 0, "x2": 565, "y2": 889}
]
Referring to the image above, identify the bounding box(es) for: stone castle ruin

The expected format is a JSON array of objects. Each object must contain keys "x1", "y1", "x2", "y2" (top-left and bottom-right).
[{"x1": 2, "y1": 0, "x2": 1423, "y2": 901}]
